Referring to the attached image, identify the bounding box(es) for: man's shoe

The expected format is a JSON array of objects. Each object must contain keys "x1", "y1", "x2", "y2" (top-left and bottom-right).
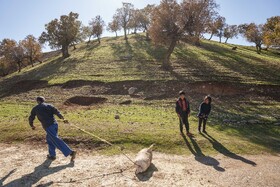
[
  {"x1": 70, "y1": 151, "x2": 76, "y2": 162},
  {"x1": 47, "y1": 155, "x2": 56, "y2": 161}
]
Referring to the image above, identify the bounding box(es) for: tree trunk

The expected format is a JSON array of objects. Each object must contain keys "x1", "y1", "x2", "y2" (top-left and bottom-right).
[
  {"x1": 146, "y1": 32, "x2": 150, "y2": 41},
  {"x1": 209, "y1": 33, "x2": 213, "y2": 40},
  {"x1": 98, "y1": 37, "x2": 101, "y2": 44},
  {"x1": 124, "y1": 27, "x2": 128, "y2": 40},
  {"x1": 163, "y1": 39, "x2": 177, "y2": 69},
  {"x1": 62, "y1": 45, "x2": 70, "y2": 58},
  {"x1": 17, "y1": 61, "x2": 22, "y2": 72},
  {"x1": 115, "y1": 32, "x2": 118, "y2": 37},
  {"x1": 225, "y1": 38, "x2": 229, "y2": 43},
  {"x1": 256, "y1": 44, "x2": 262, "y2": 54},
  {"x1": 30, "y1": 56, "x2": 34, "y2": 67},
  {"x1": 219, "y1": 36, "x2": 222, "y2": 43},
  {"x1": 87, "y1": 35, "x2": 92, "y2": 44}
]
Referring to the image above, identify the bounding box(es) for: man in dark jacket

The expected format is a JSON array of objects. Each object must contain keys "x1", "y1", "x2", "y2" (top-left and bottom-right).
[
  {"x1": 175, "y1": 91, "x2": 193, "y2": 136},
  {"x1": 29, "y1": 96, "x2": 76, "y2": 162}
]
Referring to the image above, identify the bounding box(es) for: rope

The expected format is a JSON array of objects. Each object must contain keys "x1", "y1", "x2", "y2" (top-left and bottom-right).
[{"x1": 68, "y1": 123, "x2": 140, "y2": 167}]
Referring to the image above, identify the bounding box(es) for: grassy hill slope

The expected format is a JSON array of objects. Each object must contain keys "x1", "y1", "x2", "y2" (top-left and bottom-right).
[{"x1": 0, "y1": 34, "x2": 279, "y2": 155}]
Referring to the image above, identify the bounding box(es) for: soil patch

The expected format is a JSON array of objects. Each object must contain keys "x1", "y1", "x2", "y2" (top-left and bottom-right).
[
  {"x1": 64, "y1": 96, "x2": 107, "y2": 106},
  {"x1": 2, "y1": 80, "x2": 49, "y2": 98},
  {"x1": 119, "y1": 100, "x2": 132, "y2": 105},
  {"x1": 190, "y1": 82, "x2": 244, "y2": 96},
  {"x1": 62, "y1": 80, "x2": 104, "y2": 89}
]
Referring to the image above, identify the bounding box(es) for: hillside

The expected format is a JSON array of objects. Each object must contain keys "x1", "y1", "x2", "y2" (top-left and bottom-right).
[{"x1": 0, "y1": 34, "x2": 279, "y2": 155}]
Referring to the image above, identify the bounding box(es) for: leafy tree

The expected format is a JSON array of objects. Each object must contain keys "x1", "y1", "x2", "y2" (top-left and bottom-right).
[
  {"x1": 0, "y1": 56, "x2": 16, "y2": 76},
  {"x1": 21, "y1": 35, "x2": 42, "y2": 67},
  {"x1": 213, "y1": 16, "x2": 226, "y2": 43},
  {"x1": 239, "y1": 23, "x2": 263, "y2": 53},
  {"x1": 0, "y1": 39, "x2": 26, "y2": 72},
  {"x1": 114, "y1": 2, "x2": 134, "y2": 40},
  {"x1": 107, "y1": 18, "x2": 121, "y2": 37},
  {"x1": 263, "y1": 16, "x2": 280, "y2": 48},
  {"x1": 207, "y1": 15, "x2": 225, "y2": 41},
  {"x1": 223, "y1": 25, "x2": 239, "y2": 43},
  {"x1": 39, "y1": 12, "x2": 82, "y2": 58},
  {"x1": 149, "y1": 0, "x2": 217, "y2": 68},
  {"x1": 89, "y1": 15, "x2": 105, "y2": 44}
]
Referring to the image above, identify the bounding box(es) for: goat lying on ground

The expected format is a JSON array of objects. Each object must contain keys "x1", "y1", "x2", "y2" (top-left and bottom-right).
[{"x1": 135, "y1": 144, "x2": 154, "y2": 174}]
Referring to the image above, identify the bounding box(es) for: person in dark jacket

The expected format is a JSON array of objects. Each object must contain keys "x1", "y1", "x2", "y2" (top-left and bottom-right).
[
  {"x1": 197, "y1": 95, "x2": 212, "y2": 133},
  {"x1": 175, "y1": 91, "x2": 193, "y2": 136},
  {"x1": 29, "y1": 96, "x2": 76, "y2": 162}
]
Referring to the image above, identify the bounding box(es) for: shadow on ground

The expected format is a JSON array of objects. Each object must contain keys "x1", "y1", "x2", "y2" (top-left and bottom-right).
[
  {"x1": 136, "y1": 163, "x2": 158, "y2": 181},
  {"x1": 182, "y1": 134, "x2": 225, "y2": 172},
  {"x1": 3, "y1": 159, "x2": 74, "y2": 187},
  {"x1": 201, "y1": 133, "x2": 257, "y2": 166}
]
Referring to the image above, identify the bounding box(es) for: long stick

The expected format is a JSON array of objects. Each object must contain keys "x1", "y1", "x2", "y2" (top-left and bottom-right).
[{"x1": 68, "y1": 123, "x2": 140, "y2": 167}]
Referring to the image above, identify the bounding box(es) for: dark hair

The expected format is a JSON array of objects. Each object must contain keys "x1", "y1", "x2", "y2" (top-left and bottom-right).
[
  {"x1": 36, "y1": 96, "x2": 45, "y2": 103},
  {"x1": 204, "y1": 95, "x2": 212, "y2": 104},
  {"x1": 179, "y1": 90, "x2": 185, "y2": 95}
]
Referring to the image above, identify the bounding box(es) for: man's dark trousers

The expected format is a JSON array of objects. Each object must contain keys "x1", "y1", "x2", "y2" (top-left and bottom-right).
[{"x1": 179, "y1": 112, "x2": 189, "y2": 133}]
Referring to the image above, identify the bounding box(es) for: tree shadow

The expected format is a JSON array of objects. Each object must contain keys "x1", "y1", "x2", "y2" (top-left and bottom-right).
[
  {"x1": 199, "y1": 42, "x2": 280, "y2": 84},
  {"x1": 0, "y1": 56, "x2": 79, "y2": 99},
  {"x1": 182, "y1": 134, "x2": 225, "y2": 172},
  {"x1": 0, "y1": 169, "x2": 17, "y2": 186},
  {"x1": 201, "y1": 133, "x2": 257, "y2": 166},
  {"x1": 3, "y1": 159, "x2": 74, "y2": 187},
  {"x1": 135, "y1": 163, "x2": 158, "y2": 182}
]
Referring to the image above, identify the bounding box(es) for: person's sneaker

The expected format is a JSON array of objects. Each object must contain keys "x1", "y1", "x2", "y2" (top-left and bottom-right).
[
  {"x1": 70, "y1": 151, "x2": 76, "y2": 162},
  {"x1": 47, "y1": 155, "x2": 56, "y2": 161}
]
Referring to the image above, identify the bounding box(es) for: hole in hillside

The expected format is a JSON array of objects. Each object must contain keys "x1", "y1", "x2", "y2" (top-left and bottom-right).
[{"x1": 64, "y1": 96, "x2": 107, "y2": 106}]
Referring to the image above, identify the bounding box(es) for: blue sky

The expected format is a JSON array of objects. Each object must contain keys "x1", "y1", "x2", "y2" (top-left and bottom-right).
[{"x1": 0, "y1": 0, "x2": 279, "y2": 51}]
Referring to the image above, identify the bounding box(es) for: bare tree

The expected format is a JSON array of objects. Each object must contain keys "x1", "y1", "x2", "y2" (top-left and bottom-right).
[
  {"x1": 107, "y1": 18, "x2": 121, "y2": 37},
  {"x1": 114, "y1": 2, "x2": 134, "y2": 40},
  {"x1": 214, "y1": 16, "x2": 226, "y2": 43},
  {"x1": 89, "y1": 15, "x2": 105, "y2": 44},
  {"x1": 223, "y1": 25, "x2": 239, "y2": 43},
  {"x1": 149, "y1": 0, "x2": 218, "y2": 68}
]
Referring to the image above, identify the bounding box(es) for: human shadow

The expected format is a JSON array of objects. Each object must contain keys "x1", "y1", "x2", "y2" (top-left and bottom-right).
[
  {"x1": 182, "y1": 134, "x2": 225, "y2": 172},
  {"x1": 136, "y1": 163, "x2": 158, "y2": 181},
  {"x1": 201, "y1": 133, "x2": 257, "y2": 166},
  {"x1": 0, "y1": 169, "x2": 17, "y2": 186},
  {"x1": 3, "y1": 159, "x2": 74, "y2": 187}
]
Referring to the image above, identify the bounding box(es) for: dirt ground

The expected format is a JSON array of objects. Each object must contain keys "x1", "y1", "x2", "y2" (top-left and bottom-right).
[{"x1": 0, "y1": 143, "x2": 279, "y2": 187}]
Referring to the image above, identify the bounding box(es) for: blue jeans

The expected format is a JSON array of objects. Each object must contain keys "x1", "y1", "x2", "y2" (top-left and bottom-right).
[{"x1": 46, "y1": 123, "x2": 72, "y2": 157}]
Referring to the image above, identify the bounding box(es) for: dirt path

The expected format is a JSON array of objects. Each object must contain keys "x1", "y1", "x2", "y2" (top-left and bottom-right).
[{"x1": 0, "y1": 143, "x2": 279, "y2": 187}]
